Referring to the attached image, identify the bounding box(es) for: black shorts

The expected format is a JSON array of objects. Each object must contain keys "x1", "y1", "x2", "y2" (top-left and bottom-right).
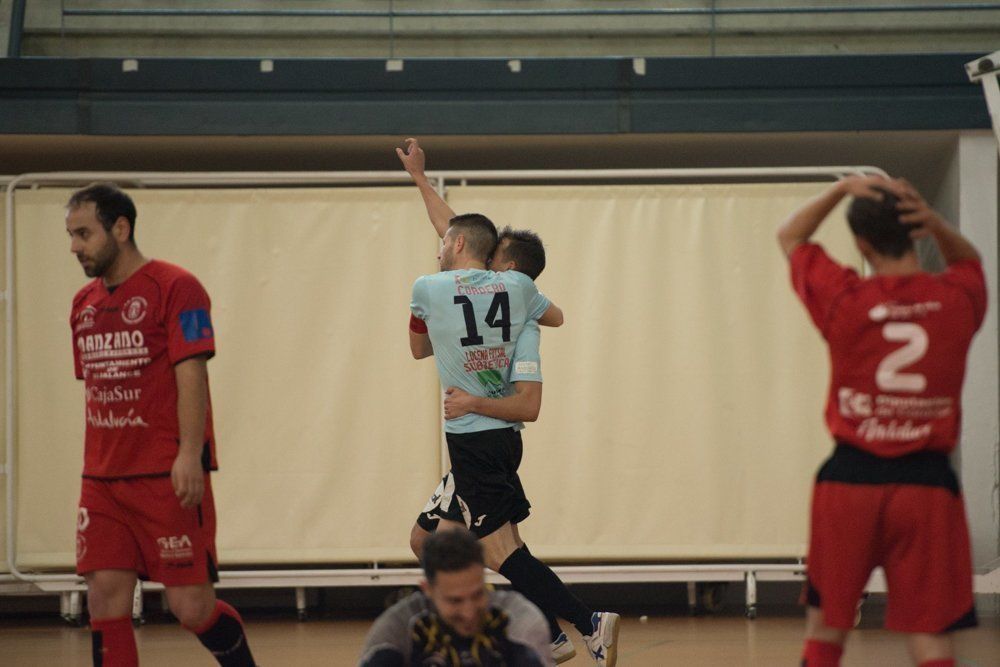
[{"x1": 416, "y1": 427, "x2": 531, "y2": 538}]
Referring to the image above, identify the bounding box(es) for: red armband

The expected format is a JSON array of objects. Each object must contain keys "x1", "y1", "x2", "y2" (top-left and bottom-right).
[{"x1": 409, "y1": 314, "x2": 428, "y2": 334}]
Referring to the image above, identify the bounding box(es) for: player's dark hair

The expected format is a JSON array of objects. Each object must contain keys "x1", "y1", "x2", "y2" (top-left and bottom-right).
[
  {"x1": 847, "y1": 187, "x2": 913, "y2": 259},
  {"x1": 422, "y1": 529, "x2": 484, "y2": 584},
  {"x1": 497, "y1": 226, "x2": 546, "y2": 279},
  {"x1": 448, "y1": 213, "x2": 498, "y2": 263},
  {"x1": 67, "y1": 183, "x2": 138, "y2": 242}
]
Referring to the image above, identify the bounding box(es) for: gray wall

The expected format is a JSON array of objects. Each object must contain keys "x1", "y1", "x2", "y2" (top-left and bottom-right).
[{"x1": 17, "y1": 0, "x2": 1000, "y2": 58}]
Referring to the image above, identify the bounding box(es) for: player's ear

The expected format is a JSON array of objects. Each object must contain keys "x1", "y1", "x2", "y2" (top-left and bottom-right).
[
  {"x1": 419, "y1": 579, "x2": 431, "y2": 596},
  {"x1": 453, "y1": 234, "x2": 466, "y2": 254},
  {"x1": 112, "y1": 216, "x2": 131, "y2": 243}
]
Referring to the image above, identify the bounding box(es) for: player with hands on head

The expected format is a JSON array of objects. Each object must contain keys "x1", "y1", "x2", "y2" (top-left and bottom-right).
[{"x1": 777, "y1": 174, "x2": 984, "y2": 667}]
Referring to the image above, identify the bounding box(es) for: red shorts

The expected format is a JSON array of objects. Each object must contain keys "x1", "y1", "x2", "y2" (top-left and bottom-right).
[
  {"x1": 807, "y1": 473, "x2": 975, "y2": 633},
  {"x1": 76, "y1": 475, "x2": 219, "y2": 587}
]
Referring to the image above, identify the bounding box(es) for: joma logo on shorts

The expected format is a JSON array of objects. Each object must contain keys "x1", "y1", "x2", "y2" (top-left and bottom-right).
[{"x1": 157, "y1": 535, "x2": 192, "y2": 550}]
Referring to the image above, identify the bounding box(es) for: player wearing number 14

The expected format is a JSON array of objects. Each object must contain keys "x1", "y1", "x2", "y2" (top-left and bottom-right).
[{"x1": 778, "y1": 175, "x2": 986, "y2": 667}]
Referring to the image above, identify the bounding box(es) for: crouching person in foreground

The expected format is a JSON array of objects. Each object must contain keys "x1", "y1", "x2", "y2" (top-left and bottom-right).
[{"x1": 359, "y1": 528, "x2": 554, "y2": 666}]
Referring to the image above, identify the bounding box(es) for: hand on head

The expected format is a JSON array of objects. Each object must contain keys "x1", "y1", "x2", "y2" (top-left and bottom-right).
[
  {"x1": 889, "y1": 178, "x2": 943, "y2": 238},
  {"x1": 842, "y1": 174, "x2": 942, "y2": 239}
]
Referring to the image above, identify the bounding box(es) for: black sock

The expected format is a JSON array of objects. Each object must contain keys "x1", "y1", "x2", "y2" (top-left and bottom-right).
[
  {"x1": 193, "y1": 601, "x2": 257, "y2": 667},
  {"x1": 515, "y1": 545, "x2": 565, "y2": 642},
  {"x1": 498, "y1": 545, "x2": 593, "y2": 637}
]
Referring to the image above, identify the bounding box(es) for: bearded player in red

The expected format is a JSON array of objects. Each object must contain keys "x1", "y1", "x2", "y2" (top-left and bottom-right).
[
  {"x1": 777, "y1": 174, "x2": 985, "y2": 667},
  {"x1": 67, "y1": 184, "x2": 257, "y2": 667}
]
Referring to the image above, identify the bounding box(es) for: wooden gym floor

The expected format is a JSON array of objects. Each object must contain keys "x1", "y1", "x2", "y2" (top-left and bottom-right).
[{"x1": 2, "y1": 612, "x2": 998, "y2": 666}]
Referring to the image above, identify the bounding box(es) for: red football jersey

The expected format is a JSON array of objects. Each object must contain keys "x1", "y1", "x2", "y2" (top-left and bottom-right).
[
  {"x1": 70, "y1": 260, "x2": 218, "y2": 478},
  {"x1": 791, "y1": 243, "x2": 986, "y2": 457}
]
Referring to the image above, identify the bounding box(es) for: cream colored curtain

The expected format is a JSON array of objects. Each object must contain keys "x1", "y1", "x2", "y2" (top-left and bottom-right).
[
  {"x1": 448, "y1": 184, "x2": 860, "y2": 559},
  {"x1": 4, "y1": 182, "x2": 859, "y2": 570}
]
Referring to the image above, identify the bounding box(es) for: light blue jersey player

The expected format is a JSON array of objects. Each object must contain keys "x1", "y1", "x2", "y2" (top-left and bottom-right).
[
  {"x1": 399, "y1": 155, "x2": 620, "y2": 666},
  {"x1": 411, "y1": 268, "x2": 548, "y2": 433}
]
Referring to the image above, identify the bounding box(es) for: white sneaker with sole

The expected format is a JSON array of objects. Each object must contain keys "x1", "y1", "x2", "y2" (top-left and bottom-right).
[
  {"x1": 551, "y1": 632, "x2": 576, "y2": 664},
  {"x1": 583, "y1": 611, "x2": 620, "y2": 667}
]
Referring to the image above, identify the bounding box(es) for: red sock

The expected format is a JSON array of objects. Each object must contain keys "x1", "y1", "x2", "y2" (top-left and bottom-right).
[
  {"x1": 90, "y1": 615, "x2": 138, "y2": 667},
  {"x1": 801, "y1": 639, "x2": 843, "y2": 666},
  {"x1": 918, "y1": 661, "x2": 955, "y2": 667},
  {"x1": 186, "y1": 600, "x2": 256, "y2": 667}
]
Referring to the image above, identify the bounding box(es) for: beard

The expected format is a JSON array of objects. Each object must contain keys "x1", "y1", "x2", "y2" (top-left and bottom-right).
[
  {"x1": 438, "y1": 246, "x2": 455, "y2": 271},
  {"x1": 79, "y1": 236, "x2": 120, "y2": 278}
]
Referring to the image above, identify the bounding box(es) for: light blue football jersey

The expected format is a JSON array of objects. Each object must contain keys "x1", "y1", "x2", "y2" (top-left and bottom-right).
[{"x1": 411, "y1": 269, "x2": 549, "y2": 433}]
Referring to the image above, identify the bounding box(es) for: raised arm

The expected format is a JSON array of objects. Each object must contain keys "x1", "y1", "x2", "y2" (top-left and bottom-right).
[
  {"x1": 396, "y1": 138, "x2": 456, "y2": 239},
  {"x1": 443, "y1": 382, "x2": 542, "y2": 423},
  {"x1": 776, "y1": 174, "x2": 889, "y2": 258},
  {"x1": 893, "y1": 178, "x2": 980, "y2": 265}
]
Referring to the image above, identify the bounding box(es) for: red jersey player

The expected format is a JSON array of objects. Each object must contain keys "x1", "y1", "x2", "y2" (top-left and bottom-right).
[
  {"x1": 778, "y1": 175, "x2": 986, "y2": 667},
  {"x1": 67, "y1": 184, "x2": 256, "y2": 667}
]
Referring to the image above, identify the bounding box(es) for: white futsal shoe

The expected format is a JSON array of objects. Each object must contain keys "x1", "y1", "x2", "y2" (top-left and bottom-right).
[
  {"x1": 583, "y1": 611, "x2": 620, "y2": 667},
  {"x1": 551, "y1": 631, "x2": 576, "y2": 664}
]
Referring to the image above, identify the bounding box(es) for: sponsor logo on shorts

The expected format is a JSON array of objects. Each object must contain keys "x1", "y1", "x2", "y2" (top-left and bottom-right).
[
  {"x1": 474, "y1": 514, "x2": 486, "y2": 527},
  {"x1": 77, "y1": 507, "x2": 90, "y2": 532},
  {"x1": 121, "y1": 296, "x2": 148, "y2": 324},
  {"x1": 76, "y1": 534, "x2": 87, "y2": 562},
  {"x1": 157, "y1": 535, "x2": 194, "y2": 560},
  {"x1": 457, "y1": 496, "x2": 472, "y2": 529}
]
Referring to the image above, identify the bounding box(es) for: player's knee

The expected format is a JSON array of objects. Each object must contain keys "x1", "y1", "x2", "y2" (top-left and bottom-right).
[
  {"x1": 173, "y1": 599, "x2": 215, "y2": 629},
  {"x1": 85, "y1": 572, "x2": 135, "y2": 619},
  {"x1": 167, "y1": 589, "x2": 216, "y2": 629}
]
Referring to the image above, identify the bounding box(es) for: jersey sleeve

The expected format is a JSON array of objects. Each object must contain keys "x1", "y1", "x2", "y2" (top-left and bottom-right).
[
  {"x1": 165, "y1": 273, "x2": 216, "y2": 364},
  {"x1": 941, "y1": 259, "x2": 988, "y2": 329},
  {"x1": 510, "y1": 321, "x2": 542, "y2": 383},
  {"x1": 789, "y1": 242, "x2": 858, "y2": 335},
  {"x1": 410, "y1": 276, "x2": 430, "y2": 321},
  {"x1": 510, "y1": 271, "x2": 551, "y2": 322}
]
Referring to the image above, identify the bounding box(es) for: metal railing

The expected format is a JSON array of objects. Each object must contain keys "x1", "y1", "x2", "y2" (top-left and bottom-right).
[{"x1": 59, "y1": 4, "x2": 1000, "y2": 19}]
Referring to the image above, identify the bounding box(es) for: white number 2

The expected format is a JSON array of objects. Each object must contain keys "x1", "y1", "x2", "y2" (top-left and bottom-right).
[{"x1": 876, "y1": 323, "x2": 928, "y2": 393}]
